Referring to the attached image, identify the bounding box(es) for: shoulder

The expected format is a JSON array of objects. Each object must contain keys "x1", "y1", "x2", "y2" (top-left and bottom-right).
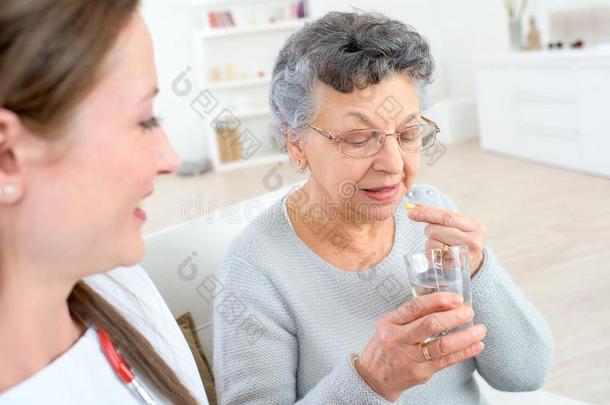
[
  {"x1": 84, "y1": 265, "x2": 164, "y2": 319},
  {"x1": 221, "y1": 199, "x2": 290, "y2": 269},
  {"x1": 84, "y1": 266, "x2": 206, "y2": 402}
]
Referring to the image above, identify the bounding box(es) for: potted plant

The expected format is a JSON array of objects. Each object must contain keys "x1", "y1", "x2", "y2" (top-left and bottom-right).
[{"x1": 504, "y1": 0, "x2": 528, "y2": 50}]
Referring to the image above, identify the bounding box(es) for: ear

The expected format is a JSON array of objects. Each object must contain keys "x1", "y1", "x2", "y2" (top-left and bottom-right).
[
  {"x1": 0, "y1": 108, "x2": 26, "y2": 205},
  {"x1": 284, "y1": 129, "x2": 308, "y2": 172}
]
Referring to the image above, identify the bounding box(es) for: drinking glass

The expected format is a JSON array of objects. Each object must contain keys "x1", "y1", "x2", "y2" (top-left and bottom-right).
[{"x1": 404, "y1": 245, "x2": 473, "y2": 339}]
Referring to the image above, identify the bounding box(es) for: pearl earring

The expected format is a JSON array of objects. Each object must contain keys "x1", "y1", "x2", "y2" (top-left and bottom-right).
[
  {"x1": 0, "y1": 185, "x2": 16, "y2": 195},
  {"x1": 296, "y1": 160, "x2": 306, "y2": 173}
]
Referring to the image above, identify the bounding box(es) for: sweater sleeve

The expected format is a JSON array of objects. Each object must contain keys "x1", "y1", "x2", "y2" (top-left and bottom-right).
[
  {"x1": 213, "y1": 256, "x2": 395, "y2": 405},
  {"x1": 437, "y1": 189, "x2": 555, "y2": 391}
]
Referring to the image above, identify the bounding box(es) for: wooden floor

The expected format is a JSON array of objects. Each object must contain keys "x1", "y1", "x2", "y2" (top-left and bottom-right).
[
  {"x1": 145, "y1": 141, "x2": 610, "y2": 404},
  {"x1": 417, "y1": 141, "x2": 610, "y2": 404}
]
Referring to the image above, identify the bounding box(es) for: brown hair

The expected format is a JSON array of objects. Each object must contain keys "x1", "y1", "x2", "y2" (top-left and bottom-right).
[{"x1": 0, "y1": 1, "x2": 198, "y2": 403}]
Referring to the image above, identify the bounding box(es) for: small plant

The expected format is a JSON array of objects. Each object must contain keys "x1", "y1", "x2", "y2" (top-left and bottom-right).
[{"x1": 504, "y1": 0, "x2": 528, "y2": 19}]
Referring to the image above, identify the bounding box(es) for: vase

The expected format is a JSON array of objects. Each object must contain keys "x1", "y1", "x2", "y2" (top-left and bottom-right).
[{"x1": 509, "y1": 18, "x2": 523, "y2": 51}]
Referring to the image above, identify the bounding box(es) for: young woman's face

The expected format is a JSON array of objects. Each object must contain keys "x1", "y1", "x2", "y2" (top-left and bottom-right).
[{"x1": 14, "y1": 14, "x2": 179, "y2": 275}]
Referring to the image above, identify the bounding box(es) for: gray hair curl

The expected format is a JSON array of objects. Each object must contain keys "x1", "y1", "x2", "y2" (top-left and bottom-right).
[{"x1": 269, "y1": 11, "x2": 435, "y2": 152}]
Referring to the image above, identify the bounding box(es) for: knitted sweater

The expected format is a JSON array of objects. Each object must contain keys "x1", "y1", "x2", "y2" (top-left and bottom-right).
[{"x1": 213, "y1": 184, "x2": 554, "y2": 404}]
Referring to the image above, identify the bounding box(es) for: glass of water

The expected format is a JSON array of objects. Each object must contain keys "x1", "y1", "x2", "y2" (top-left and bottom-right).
[{"x1": 404, "y1": 245, "x2": 473, "y2": 338}]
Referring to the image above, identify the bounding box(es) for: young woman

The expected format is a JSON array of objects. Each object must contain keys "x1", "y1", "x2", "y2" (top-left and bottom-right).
[{"x1": 0, "y1": 1, "x2": 207, "y2": 403}]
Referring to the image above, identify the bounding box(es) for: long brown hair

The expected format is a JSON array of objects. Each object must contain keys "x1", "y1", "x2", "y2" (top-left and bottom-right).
[{"x1": 0, "y1": 1, "x2": 198, "y2": 403}]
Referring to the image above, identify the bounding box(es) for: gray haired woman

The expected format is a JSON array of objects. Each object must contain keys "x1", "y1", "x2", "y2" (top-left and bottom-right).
[{"x1": 213, "y1": 11, "x2": 553, "y2": 404}]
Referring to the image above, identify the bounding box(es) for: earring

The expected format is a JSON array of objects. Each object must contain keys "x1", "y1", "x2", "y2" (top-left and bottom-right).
[
  {"x1": 296, "y1": 160, "x2": 305, "y2": 173},
  {"x1": 0, "y1": 185, "x2": 16, "y2": 195}
]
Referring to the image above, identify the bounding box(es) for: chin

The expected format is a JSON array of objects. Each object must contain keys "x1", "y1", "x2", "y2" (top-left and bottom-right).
[{"x1": 118, "y1": 236, "x2": 146, "y2": 267}]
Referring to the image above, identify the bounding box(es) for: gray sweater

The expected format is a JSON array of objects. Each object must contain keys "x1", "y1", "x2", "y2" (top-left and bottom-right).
[{"x1": 213, "y1": 184, "x2": 554, "y2": 404}]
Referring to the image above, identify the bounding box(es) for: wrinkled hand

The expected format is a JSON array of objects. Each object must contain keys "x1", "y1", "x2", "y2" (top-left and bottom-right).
[
  {"x1": 408, "y1": 205, "x2": 487, "y2": 277},
  {"x1": 355, "y1": 293, "x2": 486, "y2": 402}
]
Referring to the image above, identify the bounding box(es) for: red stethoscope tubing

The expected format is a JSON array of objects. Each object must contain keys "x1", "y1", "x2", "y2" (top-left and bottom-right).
[{"x1": 97, "y1": 327, "x2": 156, "y2": 405}]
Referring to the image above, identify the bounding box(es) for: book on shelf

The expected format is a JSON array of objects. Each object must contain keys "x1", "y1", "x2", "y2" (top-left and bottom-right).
[
  {"x1": 208, "y1": 10, "x2": 235, "y2": 29},
  {"x1": 295, "y1": 0, "x2": 309, "y2": 19},
  {"x1": 206, "y1": 1, "x2": 308, "y2": 31},
  {"x1": 215, "y1": 125, "x2": 242, "y2": 163}
]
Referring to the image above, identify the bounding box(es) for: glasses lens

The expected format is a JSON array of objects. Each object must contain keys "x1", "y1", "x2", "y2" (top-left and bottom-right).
[
  {"x1": 421, "y1": 128, "x2": 437, "y2": 149},
  {"x1": 340, "y1": 130, "x2": 383, "y2": 157},
  {"x1": 400, "y1": 125, "x2": 436, "y2": 151}
]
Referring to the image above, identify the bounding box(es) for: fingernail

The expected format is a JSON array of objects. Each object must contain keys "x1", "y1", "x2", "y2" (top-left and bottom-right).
[
  {"x1": 404, "y1": 203, "x2": 416, "y2": 211},
  {"x1": 453, "y1": 294, "x2": 464, "y2": 305},
  {"x1": 477, "y1": 324, "x2": 487, "y2": 337},
  {"x1": 479, "y1": 342, "x2": 485, "y2": 351}
]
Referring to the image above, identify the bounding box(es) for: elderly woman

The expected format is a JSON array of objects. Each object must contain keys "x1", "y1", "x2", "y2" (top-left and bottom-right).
[{"x1": 213, "y1": 11, "x2": 553, "y2": 405}]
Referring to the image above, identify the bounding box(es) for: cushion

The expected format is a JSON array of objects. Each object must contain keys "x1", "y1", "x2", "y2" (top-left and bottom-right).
[{"x1": 177, "y1": 312, "x2": 217, "y2": 405}]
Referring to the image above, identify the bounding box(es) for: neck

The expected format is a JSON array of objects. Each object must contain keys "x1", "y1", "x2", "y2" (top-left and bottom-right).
[
  {"x1": 287, "y1": 182, "x2": 396, "y2": 271},
  {"x1": 0, "y1": 261, "x2": 85, "y2": 392}
]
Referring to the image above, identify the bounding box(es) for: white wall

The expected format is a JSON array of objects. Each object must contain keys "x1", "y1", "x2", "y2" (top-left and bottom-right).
[
  {"x1": 525, "y1": 0, "x2": 610, "y2": 46},
  {"x1": 308, "y1": 0, "x2": 508, "y2": 102},
  {"x1": 141, "y1": 0, "x2": 511, "y2": 160},
  {"x1": 141, "y1": 0, "x2": 610, "y2": 160},
  {"x1": 141, "y1": 0, "x2": 209, "y2": 162}
]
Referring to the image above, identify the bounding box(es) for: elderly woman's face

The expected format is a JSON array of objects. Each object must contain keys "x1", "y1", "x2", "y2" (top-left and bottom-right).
[{"x1": 303, "y1": 75, "x2": 421, "y2": 222}]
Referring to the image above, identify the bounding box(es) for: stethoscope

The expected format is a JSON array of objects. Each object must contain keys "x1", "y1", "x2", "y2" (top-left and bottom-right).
[{"x1": 97, "y1": 327, "x2": 157, "y2": 405}]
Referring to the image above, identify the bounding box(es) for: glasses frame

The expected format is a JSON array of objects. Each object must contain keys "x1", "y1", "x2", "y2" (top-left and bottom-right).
[{"x1": 309, "y1": 116, "x2": 440, "y2": 158}]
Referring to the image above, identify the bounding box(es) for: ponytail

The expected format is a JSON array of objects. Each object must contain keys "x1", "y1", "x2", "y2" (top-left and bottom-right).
[{"x1": 69, "y1": 282, "x2": 199, "y2": 404}]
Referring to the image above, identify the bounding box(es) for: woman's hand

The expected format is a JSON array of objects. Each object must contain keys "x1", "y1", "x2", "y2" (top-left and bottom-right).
[
  {"x1": 355, "y1": 293, "x2": 486, "y2": 402},
  {"x1": 408, "y1": 205, "x2": 487, "y2": 277}
]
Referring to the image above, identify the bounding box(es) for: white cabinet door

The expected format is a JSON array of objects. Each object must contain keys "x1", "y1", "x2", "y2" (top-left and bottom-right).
[
  {"x1": 579, "y1": 65, "x2": 610, "y2": 177},
  {"x1": 476, "y1": 53, "x2": 610, "y2": 178},
  {"x1": 475, "y1": 67, "x2": 518, "y2": 154}
]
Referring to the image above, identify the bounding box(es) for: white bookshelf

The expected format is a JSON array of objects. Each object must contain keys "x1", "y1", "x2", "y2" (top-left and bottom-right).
[
  {"x1": 199, "y1": 19, "x2": 306, "y2": 39},
  {"x1": 216, "y1": 153, "x2": 289, "y2": 172},
  {"x1": 206, "y1": 76, "x2": 271, "y2": 91},
  {"x1": 189, "y1": 0, "x2": 308, "y2": 171},
  {"x1": 233, "y1": 106, "x2": 271, "y2": 120}
]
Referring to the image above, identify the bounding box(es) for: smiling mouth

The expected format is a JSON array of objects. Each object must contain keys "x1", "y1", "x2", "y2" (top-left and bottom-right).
[
  {"x1": 134, "y1": 191, "x2": 153, "y2": 221},
  {"x1": 134, "y1": 207, "x2": 147, "y2": 221},
  {"x1": 361, "y1": 184, "x2": 399, "y2": 193}
]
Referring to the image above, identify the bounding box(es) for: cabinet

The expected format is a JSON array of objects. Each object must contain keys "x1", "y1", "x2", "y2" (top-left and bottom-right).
[{"x1": 475, "y1": 50, "x2": 610, "y2": 177}]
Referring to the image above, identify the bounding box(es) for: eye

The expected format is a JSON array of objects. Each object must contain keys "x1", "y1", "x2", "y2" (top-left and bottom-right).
[
  {"x1": 139, "y1": 116, "x2": 162, "y2": 131},
  {"x1": 399, "y1": 127, "x2": 421, "y2": 143},
  {"x1": 342, "y1": 130, "x2": 377, "y2": 147}
]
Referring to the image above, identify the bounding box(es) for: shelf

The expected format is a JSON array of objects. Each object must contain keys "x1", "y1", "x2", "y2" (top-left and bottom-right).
[
  {"x1": 232, "y1": 106, "x2": 271, "y2": 119},
  {"x1": 199, "y1": 19, "x2": 307, "y2": 39},
  {"x1": 207, "y1": 77, "x2": 271, "y2": 90},
  {"x1": 189, "y1": 0, "x2": 277, "y2": 7},
  {"x1": 216, "y1": 153, "x2": 288, "y2": 172}
]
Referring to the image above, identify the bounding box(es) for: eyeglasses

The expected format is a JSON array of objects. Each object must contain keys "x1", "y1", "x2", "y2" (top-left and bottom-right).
[{"x1": 309, "y1": 116, "x2": 440, "y2": 158}]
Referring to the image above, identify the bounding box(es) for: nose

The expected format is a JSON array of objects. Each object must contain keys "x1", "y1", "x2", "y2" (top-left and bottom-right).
[
  {"x1": 156, "y1": 129, "x2": 181, "y2": 174},
  {"x1": 371, "y1": 133, "x2": 404, "y2": 173}
]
